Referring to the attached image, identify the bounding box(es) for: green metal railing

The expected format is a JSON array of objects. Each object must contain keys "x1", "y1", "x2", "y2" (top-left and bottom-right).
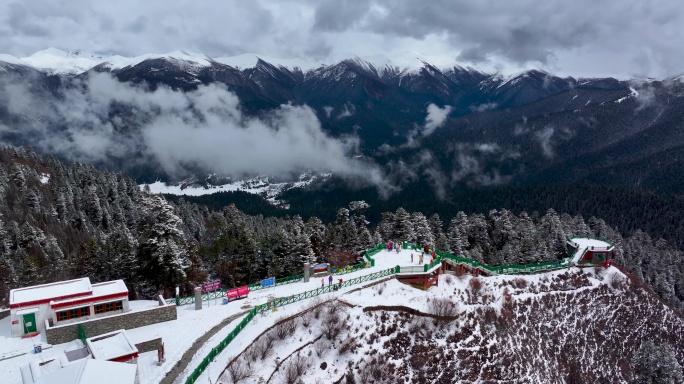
[
  {"x1": 397, "y1": 265, "x2": 425, "y2": 273},
  {"x1": 167, "y1": 288, "x2": 230, "y2": 306},
  {"x1": 247, "y1": 274, "x2": 305, "y2": 292},
  {"x1": 364, "y1": 243, "x2": 385, "y2": 267},
  {"x1": 437, "y1": 251, "x2": 567, "y2": 275},
  {"x1": 171, "y1": 238, "x2": 609, "y2": 305},
  {"x1": 331, "y1": 262, "x2": 369, "y2": 275},
  {"x1": 184, "y1": 308, "x2": 258, "y2": 384},
  {"x1": 254, "y1": 267, "x2": 397, "y2": 313},
  {"x1": 424, "y1": 255, "x2": 442, "y2": 272},
  {"x1": 173, "y1": 243, "x2": 389, "y2": 306},
  {"x1": 184, "y1": 266, "x2": 397, "y2": 384}
]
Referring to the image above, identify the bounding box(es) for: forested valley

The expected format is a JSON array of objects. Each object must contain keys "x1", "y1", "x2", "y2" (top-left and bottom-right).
[{"x1": 0, "y1": 146, "x2": 682, "y2": 315}]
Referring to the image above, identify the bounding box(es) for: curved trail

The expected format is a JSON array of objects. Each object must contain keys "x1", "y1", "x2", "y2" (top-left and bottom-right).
[{"x1": 159, "y1": 309, "x2": 250, "y2": 384}]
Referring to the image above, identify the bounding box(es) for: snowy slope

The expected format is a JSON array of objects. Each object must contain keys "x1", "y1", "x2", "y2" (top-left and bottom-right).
[
  {"x1": 12, "y1": 48, "x2": 212, "y2": 75},
  {"x1": 140, "y1": 173, "x2": 331, "y2": 207},
  {"x1": 204, "y1": 257, "x2": 683, "y2": 383},
  {"x1": 0, "y1": 54, "x2": 25, "y2": 66},
  {"x1": 214, "y1": 54, "x2": 324, "y2": 71},
  {"x1": 19, "y1": 48, "x2": 107, "y2": 75}
]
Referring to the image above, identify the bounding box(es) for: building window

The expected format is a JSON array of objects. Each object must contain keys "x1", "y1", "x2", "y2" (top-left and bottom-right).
[
  {"x1": 94, "y1": 301, "x2": 123, "y2": 314},
  {"x1": 56, "y1": 306, "x2": 90, "y2": 321}
]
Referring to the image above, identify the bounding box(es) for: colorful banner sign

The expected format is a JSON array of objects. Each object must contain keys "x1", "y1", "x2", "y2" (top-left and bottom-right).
[
  {"x1": 261, "y1": 277, "x2": 275, "y2": 288},
  {"x1": 226, "y1": 286, "x2": 249, "y2": 300},
  {"x1": 202, "y1": 279, "x2": 221, "y2": 292}
]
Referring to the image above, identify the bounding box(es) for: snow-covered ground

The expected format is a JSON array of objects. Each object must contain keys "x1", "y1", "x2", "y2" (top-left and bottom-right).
[
  {"x1": 0, "y1": 248, "x2": 424, "y2": 384},
  {"x1": 1, "y1": 247, "x2": 620, "y2": 384},
  {"x1": 211, "y1": 263, "x2": 628, "y2": 383}
]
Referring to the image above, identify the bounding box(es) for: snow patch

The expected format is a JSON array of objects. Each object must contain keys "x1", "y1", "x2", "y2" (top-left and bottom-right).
[
  {"x1": 15, "y1": 48, "x2": 212, "y2": 75},
  {"x1": 140, "y1": 173, "x2": 332, "y2": 206},
  {"x1": 214, "y1": 54, "x2": 322, "y2": 71}
]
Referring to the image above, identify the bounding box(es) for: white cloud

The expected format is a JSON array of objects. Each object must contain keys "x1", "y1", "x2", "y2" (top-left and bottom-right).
[
  {"x1": 469, "y1": 102, "x2": 497, "y2": 113},
  {"x1": 2, "y1": 0, "x2": 683, "y2": 78},
  {"x1": 535, "y1": 127, "x2": 555, "y2": 159},
  {"x1": 0, "y1": 72, "x2": 392, "y2": 193},
  {"x1": 423, "y1": 103, "x2": 452, "y2": 136}
]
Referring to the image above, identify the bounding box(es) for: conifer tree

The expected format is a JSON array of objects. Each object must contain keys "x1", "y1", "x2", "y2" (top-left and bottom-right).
[
  {"x1": 137, "y1": 195, "x2": 189, "y2": 294},
  {"x1": 447, "y1": 212, "x2": 469, "y2": 256},
  {"x1": 328, "y1": 208, "x2": 357, "y2": 251},
  {"x1": 631, "y1": 341, "x2": 683, "y2": 384},
  {"x1": 391, "y1": 207, "x2": 414, "y2": 242},
  {"x1": 305, "y1": 217, "x2": 327, "y2": 259},
  {"x1": 377, "y1": 212, "x2": 394, "y2": 242},
  {"x1": 412, "y1": 212, "x2": 434, "y2": 247},
  {"x1": 288, "y1": 216, "x2": 315, "y2": 265}
]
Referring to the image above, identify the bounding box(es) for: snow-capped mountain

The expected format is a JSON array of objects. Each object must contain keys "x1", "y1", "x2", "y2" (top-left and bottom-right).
[
  {"x1": 9, "y1": 48, "x2": 212, "y2": 75},
  {"x1": 4, "y1": 47, "x2": 684, "y2": 199},
  {"x1": 4, "y1": 48, "x2": 433, "y2": 77}
]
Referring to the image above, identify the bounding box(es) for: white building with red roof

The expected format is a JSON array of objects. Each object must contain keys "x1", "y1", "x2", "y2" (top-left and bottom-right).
[{"x1": 9, "y1": 278, "x2": 130, "y2": 338}]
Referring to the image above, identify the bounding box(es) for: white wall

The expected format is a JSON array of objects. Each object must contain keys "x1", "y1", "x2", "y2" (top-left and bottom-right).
[{"x1": 10, "y1": 304, "x2": 51, "y2": 337}]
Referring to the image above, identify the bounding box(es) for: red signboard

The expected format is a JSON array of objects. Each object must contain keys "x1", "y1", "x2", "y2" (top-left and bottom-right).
[
  {"x1": 226, "y1": 286, "x2": 249, "y2": 301},
  {"x1": 202, "y1": 280, "x2": 221, "y2": 293},
  {"x1": 12, "y1": 320, "x2": 18, "y2": 325}
]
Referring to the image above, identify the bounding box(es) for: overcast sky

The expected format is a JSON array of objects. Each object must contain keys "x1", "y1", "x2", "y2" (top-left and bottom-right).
[{"x1": 1, "y1": 0, "x2": 683, "y2": 78}]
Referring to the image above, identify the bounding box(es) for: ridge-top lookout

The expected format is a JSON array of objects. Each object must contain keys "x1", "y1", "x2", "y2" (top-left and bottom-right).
[{"x1": 566, "y1": 237, "x2": 615, "y2": 267}]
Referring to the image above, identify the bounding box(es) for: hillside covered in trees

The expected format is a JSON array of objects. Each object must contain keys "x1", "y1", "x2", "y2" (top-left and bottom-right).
[{"x1": 0, "y1": 147, "x2": 682, "y2": 314}]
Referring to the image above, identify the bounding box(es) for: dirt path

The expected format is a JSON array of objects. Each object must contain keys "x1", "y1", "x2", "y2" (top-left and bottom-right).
[{"x1": 159, "y1": 309, "x2": 251, "y2": 384}]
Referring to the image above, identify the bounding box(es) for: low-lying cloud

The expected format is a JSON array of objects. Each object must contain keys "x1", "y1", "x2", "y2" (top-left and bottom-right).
[
  {"x1": 535, "y1": 127, "x2": 556, "y2": 159},
  {"x1": 0, "y1": 73, "x2": 391, "y2": 193},
  {"x1": 424, "y1": 103, "x2": 452, "y2": 136}
]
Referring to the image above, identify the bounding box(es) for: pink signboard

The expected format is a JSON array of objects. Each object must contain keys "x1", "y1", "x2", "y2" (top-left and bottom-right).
[
  {"x1": 202, "y1": 280, "x2": 221, "y2": 293},
  {"x1": 226, "y1": 286, "x2": 249, "y2": 300}
]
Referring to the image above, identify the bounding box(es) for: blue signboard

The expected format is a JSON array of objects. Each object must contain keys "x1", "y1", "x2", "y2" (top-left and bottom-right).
[{"x1": 261, "y1": 277, "x2": 275, "y2": 288}]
